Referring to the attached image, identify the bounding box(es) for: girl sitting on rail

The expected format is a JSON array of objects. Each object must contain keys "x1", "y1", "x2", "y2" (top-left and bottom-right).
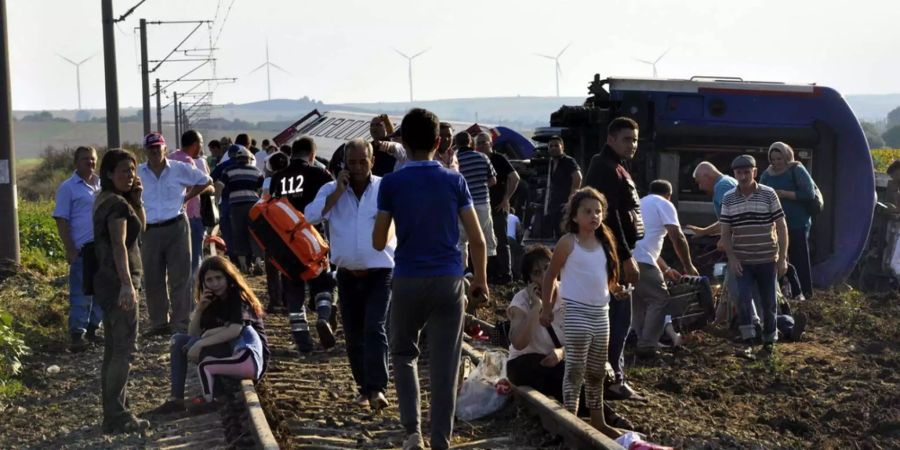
[
  {"x1": 152, "y1": 256, "x2": 270, "y2": 415},
  {"x1": 540, "y1": 188, "x2": 629, "y2": 439}
]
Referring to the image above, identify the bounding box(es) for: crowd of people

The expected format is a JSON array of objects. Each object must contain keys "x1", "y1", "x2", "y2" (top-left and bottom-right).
[{"x1": 51, "y1": 107, "x2": 819, "y2": 447}]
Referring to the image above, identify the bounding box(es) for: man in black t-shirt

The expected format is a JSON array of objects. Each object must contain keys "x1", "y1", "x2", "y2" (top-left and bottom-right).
[
  {"x1": 328, "y1": 114, "x2": 398, "y2": 177},
  {"x1": 544, "y1": 136, "x2": 583, "y2": 238},
  {"x1": 269, "y1": 136, "x2": 337, "y2": 354},
  {"x1": 475, "y1": 132, "x2": 520, "y2": 283}
]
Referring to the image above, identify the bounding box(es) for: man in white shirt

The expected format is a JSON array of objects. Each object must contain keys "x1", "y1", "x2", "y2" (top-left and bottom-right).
[
  {"x1": 305, "y1": 138, "x2": 395, "y2": 411},
  {"x1": 631, "y1": 180, "x2": 698, "y2": 358},
  {"x1": 138, "y1": 132, "x2": 213, "y2": 336}
]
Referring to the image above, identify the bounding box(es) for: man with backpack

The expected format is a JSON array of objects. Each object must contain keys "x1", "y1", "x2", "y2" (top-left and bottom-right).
[{"x1": 269, "y1": 136, "x2": 337, "y2": 353}]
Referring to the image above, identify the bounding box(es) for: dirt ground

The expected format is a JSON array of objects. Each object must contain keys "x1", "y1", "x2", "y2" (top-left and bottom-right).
[
  {"x1": 1, "y1": 268, "x2": 898, "y2": 449},
  {"x1": 476, "y1": 284, "x2": 900, "y2": 450}
]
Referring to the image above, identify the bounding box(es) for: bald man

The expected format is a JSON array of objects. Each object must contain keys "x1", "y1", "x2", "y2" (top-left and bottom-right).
[{"x1": 687, "y1": 161, "x2": 737, "y2": 237}]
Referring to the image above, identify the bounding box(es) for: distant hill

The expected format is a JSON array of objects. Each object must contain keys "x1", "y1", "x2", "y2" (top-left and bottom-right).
[
  {"x1": 844, "y1": 94, "x2": 900, "y2": 123},
  {"x1": 11, "y1": 93, "x2": 900, "y2": 160}
]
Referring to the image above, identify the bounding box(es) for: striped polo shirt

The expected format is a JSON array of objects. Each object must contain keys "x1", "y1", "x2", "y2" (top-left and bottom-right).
[
  {"x1": 457, "y1": 147, "x2": 496, "y2": 206},
  {"x1": 720, "y1": 184, "x2": 785, "y2": 265},
  {"x1": 220, "y1": 162, "x2": 264, "y2": 205}
]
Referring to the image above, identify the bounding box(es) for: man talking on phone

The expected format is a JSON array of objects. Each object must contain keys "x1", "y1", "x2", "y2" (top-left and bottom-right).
[{"x1": 305, "y1": 138, "x2": 395, "y2": 410}]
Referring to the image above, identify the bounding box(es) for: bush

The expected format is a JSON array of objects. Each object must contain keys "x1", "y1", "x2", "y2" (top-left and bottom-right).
[
  {"x1": 870, "y1": 148, "x2": 900, "y2": 173},
  {"x1": 17, "y1": 200, "x2": 65, "y2": 264}
]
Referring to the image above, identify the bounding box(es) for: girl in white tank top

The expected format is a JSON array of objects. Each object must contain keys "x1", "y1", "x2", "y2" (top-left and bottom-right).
[{"x1": 538, "y1": 187, "x2": 630, "y2": 439}]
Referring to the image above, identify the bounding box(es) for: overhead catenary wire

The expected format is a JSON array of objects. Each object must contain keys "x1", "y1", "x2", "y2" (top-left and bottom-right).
[{"x1": 114, "y1": 0, "x2": 149, "y2": 23}]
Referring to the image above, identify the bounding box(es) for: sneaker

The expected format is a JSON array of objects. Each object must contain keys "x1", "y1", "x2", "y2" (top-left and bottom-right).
[
  {"x1": 736, "y1": 344, "x2": 756, "y2": 360},
  {"x1": 142, "y1": 324, "x2": 172, "y2": 338},
  {"x1": 103, "y1": 415, "x2": 150, "y2": 434},
  {"x1": 603, "y1": 402, "x2": 635, "y2": 430},
  {"x1": 294, "y1": 330, "x2": 314, "y2": 354},
  {"x1": 402, "y1": 433, "x2": 425, "y2": 450},
  {"x1": 605, "y1": 381, "x2": 639, "y2": 400},
  {"x1": 149, "y1": 399, "x2": 186, "y2": 416},
  {"x1": 353, "y1": 393, "x2": 369, "y2": 407},
  {"x1": 188, "y1": 396, "x2": 220, "y2": 415},
  {"x1": 69, "y1": 334, "x2": 89, "y2": 353},
  {"x1": 85, "y1": 328, "x2": 104, "y2": 344},
  {"x1": 790, "y1": 312, "x2": 808, "y2": 342},
  {"x1": 369, "y1": 391, "x2": 389, "y2": 411},
  {"x1": 316, "y1": 319, "x2": 336, "y2": 350}
]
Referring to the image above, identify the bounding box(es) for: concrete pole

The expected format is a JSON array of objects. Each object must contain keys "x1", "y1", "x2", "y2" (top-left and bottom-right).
[
  {"x1": 155, "y1": 78, "x2": 162, "y2": 132},
  {"x1": 101, "y1": 0, "x2": 120, "y2": 148},
  {"x1": 0, "y1": 0, "x2": 20, "y2": 268},
  {"x1": 140, "y1": 19, "x2": 151, "y2": 135},
  {"x1": 173, "y1": 92, "x2": 180, "y2": 148}
]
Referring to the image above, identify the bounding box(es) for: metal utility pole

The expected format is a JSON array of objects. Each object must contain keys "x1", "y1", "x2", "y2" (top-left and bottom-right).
[
  {"x1": 155, "y1": 78, "x2": 162, "y2": 132},
  {"x1": 101, "y1": 0, "x2": 120, "y2": 148},
  {"x1": 0, "y1": 0, "x2": 20, "y2": 268},
  {"x1": 140, "y1": 19, "x2": 151, "y2": 135},
  {"x1": 173, "y1": 91, "x2": 180, "y2": 148},
  {"x1": 179, "y1": 101, "x2": 186, "y2": 137}
]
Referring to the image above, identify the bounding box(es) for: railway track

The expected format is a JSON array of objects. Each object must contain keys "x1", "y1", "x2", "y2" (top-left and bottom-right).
[
  {"x1": 151, "y1": 275, "x2": 624, "y2": 449},
  {"x1": 255, "y1": 311, "x2": 625, "y2": 449}
]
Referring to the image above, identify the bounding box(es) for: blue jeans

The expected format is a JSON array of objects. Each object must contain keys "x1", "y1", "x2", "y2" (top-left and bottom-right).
[
  {"x1": 189, "y1": 217, "x2": 205, "y2": 274},
  {"x1": 736, "y1": 262, "x2": 778, "y2": 343},
  {"x1": 169, "y1": 333, "x2": 200, "y2": 400},
  {"x1": 69, "y1": 253, "x2": 102, "y2": 336},
  {"x1": 337, "y1": 268, "x2": 392, "y2": 395},
  {"x1": 219, "y1": 202, "x2": 235, "y2": 260}
]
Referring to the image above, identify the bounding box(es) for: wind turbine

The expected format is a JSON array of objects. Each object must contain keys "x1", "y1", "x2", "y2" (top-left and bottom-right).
[
  {"x1": 250, "y1": 39, "x2": 290, "y2": 101},
  {"x1": 635, "y1": 48, "x2": 671, "y2": 78},
  {"x1": 535, "y1": 43, "x2": 571, "y2": 97},
  {"x1": 57, "y1": 53, "x2": 95, "y2": 110},
  {"x1": 394, "y1": 48, "x2": 429, "y2": 102}
]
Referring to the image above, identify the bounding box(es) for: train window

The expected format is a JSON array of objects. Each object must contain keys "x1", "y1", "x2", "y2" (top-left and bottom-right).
[{"x1": 673, "y1": 145, "x2": 814, "y2": 201}]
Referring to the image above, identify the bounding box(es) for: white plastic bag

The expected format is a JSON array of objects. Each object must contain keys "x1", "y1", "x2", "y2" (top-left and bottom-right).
[{"x1": 455, "y1": 351, "x2": 509, "y2": 421}]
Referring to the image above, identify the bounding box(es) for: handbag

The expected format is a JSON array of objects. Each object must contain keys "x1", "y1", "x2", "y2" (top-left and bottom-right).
[
  {"x1": 790, "y1": 165, "x2": 824, "y2": 216},
  {"x1": 200, "y1": 192, "x2": 219, "y2": 227},
  {"x1": 81, "y1": 242, "x2": 98, "y2": 296}
]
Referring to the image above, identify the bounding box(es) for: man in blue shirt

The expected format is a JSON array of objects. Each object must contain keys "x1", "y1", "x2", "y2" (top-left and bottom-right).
[
  {"x1": 688, "y1": 161, "x2": 738, "y2": 235},
  {"x1": 54, "y1": 146, "x2": 103, "y2": 352},
  {"x1": 373, "y1": 108, "x2": 489, "y2": 450}
]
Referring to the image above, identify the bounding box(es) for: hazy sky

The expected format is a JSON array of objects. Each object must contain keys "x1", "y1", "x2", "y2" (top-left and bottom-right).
[{"x1": 7, "y1": 0, "x2": 900, "y2": 111}]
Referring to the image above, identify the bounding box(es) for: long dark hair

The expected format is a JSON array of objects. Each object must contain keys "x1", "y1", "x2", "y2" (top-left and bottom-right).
[
  {"x1": 196, "y1": 256, "x2": 264, "y2": 319},
  {"x1": 98, "y1": 149, "x2": 137, "y2": 192},
  {"x1": 562, "y1": 187, "x2": 620, "y2": 287}
]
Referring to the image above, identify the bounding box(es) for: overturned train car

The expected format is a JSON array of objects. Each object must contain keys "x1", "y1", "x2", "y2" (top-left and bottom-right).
[{"x1": 529, "y1": 75, "x2": 874, "y2": 288}]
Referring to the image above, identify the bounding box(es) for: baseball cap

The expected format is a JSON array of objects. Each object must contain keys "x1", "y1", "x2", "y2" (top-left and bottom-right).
[
  {"x1": 144, "y1": 132, "x2": 166, "y2": 148},
  {"x1": 233, "y1": 146, "x2": 253, "y2": 160},
  {"x1": 226, "y1": 144, "x2": 245, "y2": 158},
  {"x1": 731, "y1": 154, "x2": 757, "y2": 170}
]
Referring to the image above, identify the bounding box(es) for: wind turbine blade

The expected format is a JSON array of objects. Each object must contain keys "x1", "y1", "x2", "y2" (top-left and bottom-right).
[
  {"x1": 655, "y1": 47, "x2": 672, "y2": 64},
  {"x1": 556, "y1": 62, "x2": 562, "y2": 77},
  {"x1": 57, "y1": 54, "x2": 78, "y2": 65},
  {"x1": 393, "y1": 48, "x2": 410, "y2": 59},
  {"x1": 77, "y1": 53, "x2": 98, "y2": 65},
  {"x1": 411, "y1": 48, "x2": 430, "y2": 59},
  {"x1": 534, "y1": 53, "x2": 555, "y2": 60},
  {"x1": 269, "y1": 62, "x2": 291, "y2": 75},
  {"x1": 249, "y1": 62, "x2": 267, "y2": 74},
  {"x1": 556, "y1": 42, "x2": 572, "y2": 58},
  {"x1": 634, "y1": 58, "x2": 654, "y2": 65}
]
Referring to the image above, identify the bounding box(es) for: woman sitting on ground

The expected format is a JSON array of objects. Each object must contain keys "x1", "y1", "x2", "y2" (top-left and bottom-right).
[
  {"x1": 505, "y1": 245, "x2": 633, "y2": 430},
  {"x1": 153, "y1": 256, "x2": 270, "y2": 414}
]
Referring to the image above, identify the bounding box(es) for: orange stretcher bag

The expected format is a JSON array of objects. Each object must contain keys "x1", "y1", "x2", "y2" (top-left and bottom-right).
[{"x1": 249, "y1": 197, "x2": 330, "y2": 281}]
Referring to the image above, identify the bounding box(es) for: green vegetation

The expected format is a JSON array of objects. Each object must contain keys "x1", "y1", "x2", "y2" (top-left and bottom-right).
[
  {"x1": 871, "y1": 148, "x2": 900, "y2": 173},
  {"x1": 1, "y1": 157, "x2": 71, "y2": 406}
]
